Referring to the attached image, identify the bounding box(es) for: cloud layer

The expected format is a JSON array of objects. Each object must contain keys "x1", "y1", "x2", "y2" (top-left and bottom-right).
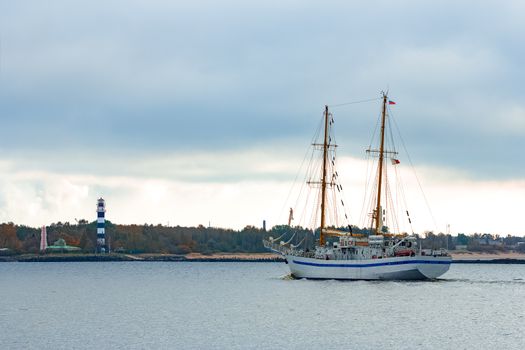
[{"x1": 0, "y1": 1, "x2": 524, "y2": 233}]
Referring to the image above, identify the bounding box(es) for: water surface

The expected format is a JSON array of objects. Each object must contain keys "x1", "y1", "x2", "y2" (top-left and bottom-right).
[{"x1": 1, "y1": 262, "x2": 524, "y2": 349}]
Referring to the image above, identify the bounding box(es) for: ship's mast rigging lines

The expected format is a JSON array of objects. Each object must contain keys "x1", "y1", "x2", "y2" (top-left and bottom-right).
[
  {"x1": 357, "y1": 94, "x2": 422, "y2": 236},
  {"x1": 314, "y1": 106, "x2": 353, "y2": 245},
  {"x1": 388, "y1": 106, "x2": 438, "y2": 233},
  {"x1": 282, "y1": 93, "x2": 426, "y2": 244},
  {"x1": 279, "y1": 95, "x2": 382, "y2": 235},
  {"x1": 278, "y1": 106, "x2": 354, "y2": 242}
]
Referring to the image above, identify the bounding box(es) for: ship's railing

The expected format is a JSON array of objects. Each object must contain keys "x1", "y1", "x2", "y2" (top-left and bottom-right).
[{"x1": 421, "y1": 248, "x2": 449, "y2": 257}]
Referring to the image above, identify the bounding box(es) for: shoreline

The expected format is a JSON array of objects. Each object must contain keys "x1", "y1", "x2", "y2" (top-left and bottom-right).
[
  {"x1": 1, "y1": 252, "x2": 524, "y2": 264},
  {"x1": 449, "y1": 251, "x2": 525, "y2": 264},
  {"x1": 0, "y1": 252, "x2": 285, "y2": 263}
]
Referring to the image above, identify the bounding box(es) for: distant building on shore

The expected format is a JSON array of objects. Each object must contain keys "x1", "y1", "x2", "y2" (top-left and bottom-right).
[
  {"x1": 46, "y1": 238, "x2": 81, "y2": 253},
  {"x1": 0, "y1": 247, "x2": 12, "y2": 256},
  {"x1": 477, "y1": 234, "x2": 504, "y2": 247}
]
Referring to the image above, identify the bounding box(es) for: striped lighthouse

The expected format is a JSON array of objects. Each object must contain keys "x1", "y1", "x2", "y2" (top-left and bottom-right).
[{"x1": 96, "y1": 198, "x2": 106, "y2": 253}]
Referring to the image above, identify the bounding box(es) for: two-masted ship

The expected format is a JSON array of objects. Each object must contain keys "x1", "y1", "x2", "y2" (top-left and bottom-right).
[{"x1": 264, "y1": 93, "x2": 451, "y2": 280}]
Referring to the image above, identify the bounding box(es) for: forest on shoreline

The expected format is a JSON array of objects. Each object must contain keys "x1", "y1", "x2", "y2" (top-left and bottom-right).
[{"x1": 1, "y1": 221, "x2": 524, "y2": 255}]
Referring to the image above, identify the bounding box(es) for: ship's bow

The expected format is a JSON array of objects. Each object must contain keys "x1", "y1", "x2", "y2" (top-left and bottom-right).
[{"x1": 417, "y1": 256, "x2": 452, "y2": 279}]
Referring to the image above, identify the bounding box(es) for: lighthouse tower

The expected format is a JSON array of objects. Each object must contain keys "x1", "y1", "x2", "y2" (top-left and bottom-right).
[{"x1": 96, "y1": 198, "x2": 106, "y2": 253}]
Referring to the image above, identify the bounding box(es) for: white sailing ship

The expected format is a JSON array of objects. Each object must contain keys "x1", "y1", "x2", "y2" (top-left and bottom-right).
[{"x1": 264, "y1": 93, "x2": 451, "y2": 280}]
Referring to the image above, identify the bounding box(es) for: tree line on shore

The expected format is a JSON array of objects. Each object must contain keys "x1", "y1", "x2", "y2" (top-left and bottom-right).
[{"x1": 0, "y1": 221, "x2": 524, "y2": 255}]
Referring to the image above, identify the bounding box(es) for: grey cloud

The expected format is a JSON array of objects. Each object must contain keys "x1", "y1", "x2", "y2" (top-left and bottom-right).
[{"x1": 0, "y1": 0, "x2": 524, "y2": 180}]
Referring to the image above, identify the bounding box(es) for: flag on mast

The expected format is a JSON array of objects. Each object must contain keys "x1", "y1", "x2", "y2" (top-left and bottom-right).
[
  {"x1": 388, "y1": 100, "x2": 396, "y2": 105},
  {"x1": 391, "y1": 158, "x2": 400, "y2": 165}
]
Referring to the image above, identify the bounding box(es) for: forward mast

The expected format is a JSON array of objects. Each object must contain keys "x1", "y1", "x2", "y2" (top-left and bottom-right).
[
  {"x1": 374, "y1": 93, "x2": 388, "y2": 235},
  {"x1": 319, "y1": 105, "x2": 329, "y2": 246}
]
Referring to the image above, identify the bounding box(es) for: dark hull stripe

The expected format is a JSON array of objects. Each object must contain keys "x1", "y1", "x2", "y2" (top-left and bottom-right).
[{"x1": 292, "y1": 259, "x2": 451, "y2": 268}]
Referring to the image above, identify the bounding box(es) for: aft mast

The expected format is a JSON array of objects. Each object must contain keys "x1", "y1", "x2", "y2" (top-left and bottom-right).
[
  {"x1": 319, "y1": 105, "x2": 330, "y2": 246},
  {"x1": 374, "y1": 93, "x2": 388, "y2": 234}
]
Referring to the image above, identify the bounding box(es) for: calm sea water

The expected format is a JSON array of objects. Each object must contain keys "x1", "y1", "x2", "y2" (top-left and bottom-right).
[{"x1": 0, "y1": 262, "x2": 524, "y2": 349}]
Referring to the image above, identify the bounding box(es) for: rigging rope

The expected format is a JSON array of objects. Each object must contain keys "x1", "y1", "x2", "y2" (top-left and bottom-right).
[
  {"x1": 292, "y1": 236, "x2": 306, "y2": 248},
  {"x1": 278, "y1": 116, "x2": 325, "y2": 224},
  {"x1": 271, "y1": 232, "x2": 286, "y2": 242},
  {"x1": 283, "y1": 232, "x2": 296, "y2": 245},
  {"x1": 327, "y1": 114, "x2": 353, "y2": 230},
  {"x1": 394, "y1": 164, "x2": 415, "y2": 234},
  {"x1": 329, "y1": 97, "x2": 382, "y2": 108},
  {"x1": 388, "y1": 106, "x2": 439, "y2": 232}
]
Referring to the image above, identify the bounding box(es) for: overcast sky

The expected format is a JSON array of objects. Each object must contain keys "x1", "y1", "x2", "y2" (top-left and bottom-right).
[{"x1": 0, "y1": 1, "x2": 524, "y2": 235}]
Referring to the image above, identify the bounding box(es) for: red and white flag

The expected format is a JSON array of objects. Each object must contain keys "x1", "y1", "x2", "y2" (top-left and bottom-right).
[{"x1": 391, "y1": 158, "x2": 400, "y2": 165}]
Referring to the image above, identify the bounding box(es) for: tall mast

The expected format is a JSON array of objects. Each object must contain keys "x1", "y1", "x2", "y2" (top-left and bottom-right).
[
  {"x1": 319, "y1": 105, "x2": 329, "y2": 246},
  {"x1": 374, "y1": 93, "x2": 388, "y2": 234}
]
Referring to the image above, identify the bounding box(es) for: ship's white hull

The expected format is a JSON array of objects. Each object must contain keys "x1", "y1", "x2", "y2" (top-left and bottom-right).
[{"x1": 285, "y1": 255, "x2": 451, "y2": 280}]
